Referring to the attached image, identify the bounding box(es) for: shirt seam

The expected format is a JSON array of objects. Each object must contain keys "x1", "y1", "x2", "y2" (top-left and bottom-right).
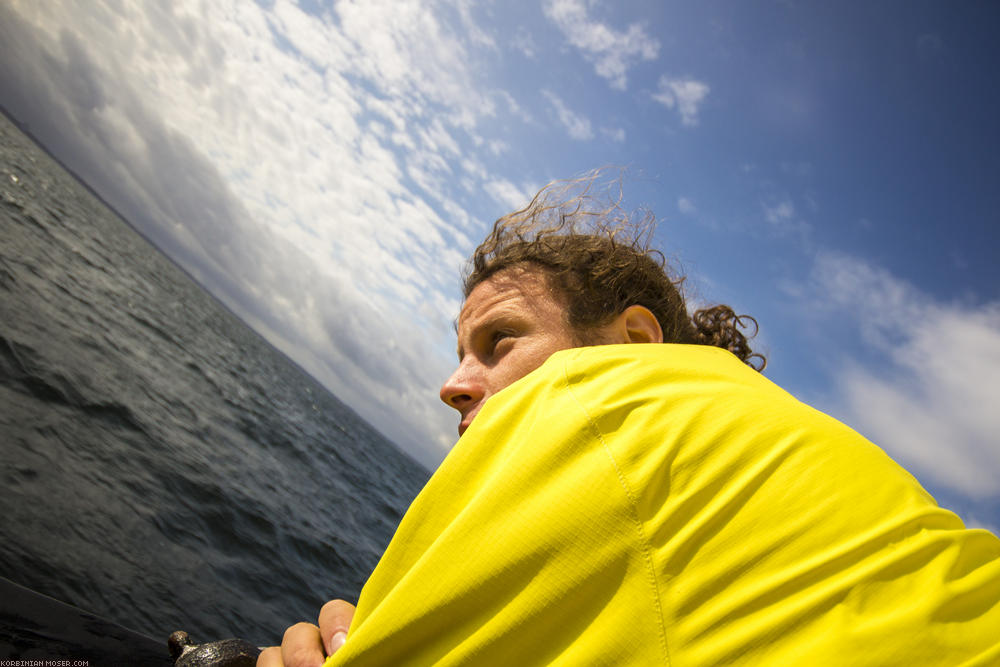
[{"x1": 561, "y1": 355, "x2": 672, "y2": 667}]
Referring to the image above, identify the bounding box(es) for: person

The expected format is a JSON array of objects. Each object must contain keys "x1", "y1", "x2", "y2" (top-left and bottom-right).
[{"x1": 259, "y1": 175, "x2": 1000, "y2": 666}]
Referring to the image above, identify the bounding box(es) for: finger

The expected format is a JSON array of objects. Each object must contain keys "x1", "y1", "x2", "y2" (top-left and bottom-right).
[
  {"x1": 280, "y1": 621, "x2": 327, "y2": 667},
  {"x1": 318, "y1": 599, "x2": 357, "y2": 655},
  {"x1": 257, "y1": 646, "x2": 283, "y2": 667}
]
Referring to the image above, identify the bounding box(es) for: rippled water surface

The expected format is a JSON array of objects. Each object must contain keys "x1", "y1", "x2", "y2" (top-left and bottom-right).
[{"x1": 0, "y1": 113, "x2": 429, "y2": 646}]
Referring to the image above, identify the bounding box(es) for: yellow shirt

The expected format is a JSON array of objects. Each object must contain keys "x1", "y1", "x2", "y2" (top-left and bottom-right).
[{"x1": 327, "y1": 344, "x2": 1000, "y2": 665}]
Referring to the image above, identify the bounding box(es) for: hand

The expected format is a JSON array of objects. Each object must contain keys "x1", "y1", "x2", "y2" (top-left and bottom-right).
[{"x1": 257, "y1": 599, "x2": 356, "y2": 667}]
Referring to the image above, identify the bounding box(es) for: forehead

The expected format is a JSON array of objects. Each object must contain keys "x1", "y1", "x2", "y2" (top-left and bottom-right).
[{"x1": 456, "y1": 269, "x2": 567, "y2": 335}]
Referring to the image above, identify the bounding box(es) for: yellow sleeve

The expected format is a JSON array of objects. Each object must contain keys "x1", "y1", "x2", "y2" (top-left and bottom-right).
[{"x1": 326, "y1": 344, "x2": 1000, "y2": 666}]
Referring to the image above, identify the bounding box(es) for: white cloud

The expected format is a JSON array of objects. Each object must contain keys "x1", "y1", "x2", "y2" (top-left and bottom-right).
[
  {"x1": 677, "y1": 197, "x2": 696, "y2": 214},
  {"x1": 807, "y1": 253, "x2": 1000, "y2": 499},
  {"x1": 542, "y1": 89, "x2": 593, "y2": 140},
  {"x1": 763, "y1": 199, "x2": 795, "y2": 224},
  {"x1": 601, "y1": 126, "x2": 626, "y2": 142},
  {"x1": 542, "y1": 0, "x2": 659, "y2": 90},
  {"x1": 653, "y1": 76, "x2": 710, "y2": 126},
  {"x1": 0, "y1": 0, "x2": 527, "y2": 467},
  {"x1": 484, "y1": 178, "x2": 534, "y2": 212},
  {"x1": 512, "y1": 25, "x2": 537, "y2": 59},
  {"x1": 493, "y1": 89, "x2": 534, "y2": 125},
  {"x1": 760, "y1": 198, "x2": 810, "y2": 237},
  {"x1": 487, "y1": 139, "x2": 510, "y2": 156}
]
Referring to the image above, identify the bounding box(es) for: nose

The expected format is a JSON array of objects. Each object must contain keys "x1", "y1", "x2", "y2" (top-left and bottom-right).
[{"x1": 439, "y1": 358, "x2": 484, "y2": 413}]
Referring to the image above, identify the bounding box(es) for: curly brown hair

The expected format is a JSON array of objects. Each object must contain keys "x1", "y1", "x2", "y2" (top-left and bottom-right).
[{"x1": 464, "y1": 172, "x2": 765, "y2": 370}]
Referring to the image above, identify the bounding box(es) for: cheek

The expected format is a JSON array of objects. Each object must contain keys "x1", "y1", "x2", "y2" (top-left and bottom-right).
[
  {"x1": 512, "y1": 339, "x2": 568, "y2": 383},
  {"x1": 490, "y1": 334, "x2": 576, "y2": 394},
  {"x1": 496, "y1": 358, "x2": 534, "y2": 392},
  {"x1": 489, "y1": 350, "x2": 542, "y2": 394}
]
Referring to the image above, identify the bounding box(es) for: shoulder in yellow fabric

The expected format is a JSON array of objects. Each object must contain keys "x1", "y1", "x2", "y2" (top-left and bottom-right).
[{"x1": 326, "y1": 344, "x2": 1000, "y2": 666}]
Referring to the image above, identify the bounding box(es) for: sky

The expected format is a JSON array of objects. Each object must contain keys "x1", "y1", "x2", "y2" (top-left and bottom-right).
[{"x1": 1, "y1": 1, "x2": 998, "y2": 531}]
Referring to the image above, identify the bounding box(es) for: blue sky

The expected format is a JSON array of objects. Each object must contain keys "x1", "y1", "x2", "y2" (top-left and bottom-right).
[{"x1": 1, "y1": 0, "x2": 998, "y2": 530}]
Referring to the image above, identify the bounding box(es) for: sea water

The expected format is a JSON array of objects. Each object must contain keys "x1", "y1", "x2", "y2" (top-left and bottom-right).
[{"x1": 0, "y1": 113, "x2": 430, "y2": 646}]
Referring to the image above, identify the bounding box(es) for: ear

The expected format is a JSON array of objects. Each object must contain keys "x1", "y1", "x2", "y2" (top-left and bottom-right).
[{"x1": 614, "y1": 305, "x2": 663, "y2": 344}]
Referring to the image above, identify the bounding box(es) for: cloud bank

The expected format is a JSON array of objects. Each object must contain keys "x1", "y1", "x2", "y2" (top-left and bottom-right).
[
  {"x1": 542, "y1": 0, "x2": 659, "y2": 91},
  {"x1": 0, "y1": 0, "x2": 519, "y2": 466},
  {"x1": 652, "y1": 76, "x2": 710, "y2": 126},
  {"x1": 542, "y1": 90, "x2": 594, "y2": 140},
  {"x1": 807, "y1": 252, "x2": 1000, "y2": 498}
]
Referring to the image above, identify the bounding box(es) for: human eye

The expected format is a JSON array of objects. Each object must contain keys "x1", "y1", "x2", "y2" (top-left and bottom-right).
[{"x1": 489, "y1": 329, "x2": 515, "y2": 354}]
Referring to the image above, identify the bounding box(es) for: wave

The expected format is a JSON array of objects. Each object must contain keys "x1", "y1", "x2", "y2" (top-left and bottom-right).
[{"x1": 0, "y1": 334, "x2": 148, "y2": 435}]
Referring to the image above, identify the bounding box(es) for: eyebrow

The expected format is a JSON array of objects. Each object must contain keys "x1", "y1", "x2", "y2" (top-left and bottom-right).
[{"x1": 457, "y1": 309, "x2": 525, "y2": 363}]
